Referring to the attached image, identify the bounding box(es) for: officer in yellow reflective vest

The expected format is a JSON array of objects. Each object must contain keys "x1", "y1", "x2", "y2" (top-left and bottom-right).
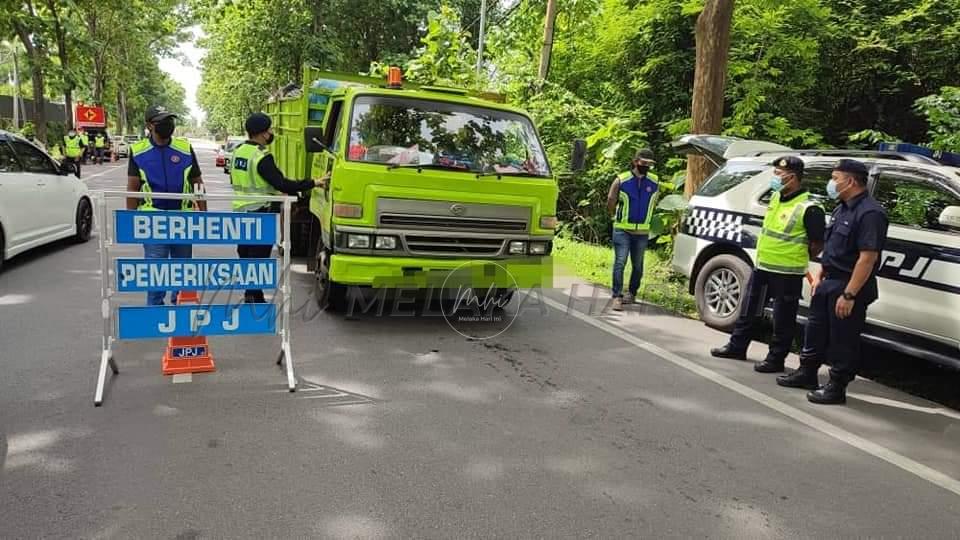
[
  {"x1": 711, "y1": 156, "x2": 826, "y2": 373},
  {"x1": 606, "y1": 148, "x2": 673, "y2": 311},
  {"x1": 231, "y1": 112, "x2": 324, "y2": 303},
  {"x1": 63, "y1": 129, "x2": 85, "y2": 177},
  {"x1": 79, "y1": 129, "x2": 90, "y2": 164},
  {"x1": 126, "y1": 105, "x2": 207, "y2": 306},
  {"x1": 94, "y1": 133, "x2": 106, "y2": 164}
]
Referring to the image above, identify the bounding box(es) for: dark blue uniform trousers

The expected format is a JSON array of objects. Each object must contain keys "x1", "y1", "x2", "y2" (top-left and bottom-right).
[
  {"x1": 727, "y1": 269, "x2": 803, "y2": 363},
  {"x1": 799, "y1": 278, "x2": 868, "y2": 383}
]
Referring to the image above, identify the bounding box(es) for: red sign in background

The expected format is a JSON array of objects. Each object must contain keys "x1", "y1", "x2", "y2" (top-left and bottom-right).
[{"x1": 75, "y1": 104, "x2": 106, "y2": 127}]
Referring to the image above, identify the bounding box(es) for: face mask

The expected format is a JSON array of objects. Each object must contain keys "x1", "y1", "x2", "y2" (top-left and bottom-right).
[
  {"x1": 68, "y1": 131, "x2": 76, "y2": 137},
  {"x1": 265, "y1": 133, "x2": 275, "y2": 145},
  {"x1": 634, "y1": 165, "x2": 649, "y2": 175},
  {"x1": 154, "y1": 119, "x2": 175, "y2": 138},
  {"x1": 827, "y1": 178, "x2": 845, "y2": 200},
  {"x1": 769, "y1": 175, "x2": 785, "y2": 192}
]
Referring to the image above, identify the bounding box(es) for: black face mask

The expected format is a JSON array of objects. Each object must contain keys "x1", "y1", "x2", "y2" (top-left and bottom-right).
[
  {"x1": 153, "y1": 119, "x2": 175, "y2": 139},
  {"x1": 635, "y1": 165, "x2": 650, "y2": 175},
  {"x1": 265, "y1": 133, "x2": 275, "y2": 145}
]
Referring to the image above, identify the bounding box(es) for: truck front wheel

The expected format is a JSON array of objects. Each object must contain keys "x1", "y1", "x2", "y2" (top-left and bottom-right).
[{"x1": 314, "y1": 248, "x2": 346, "y2": 312}]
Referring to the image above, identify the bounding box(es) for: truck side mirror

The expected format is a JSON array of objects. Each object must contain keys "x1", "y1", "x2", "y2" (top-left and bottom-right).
[
  {"x1": 570, "y1": 139, "x2": 587, "y2": 173},
  {"x1": 304, "y1": 127, "x2": 333, "y2": 157},
  {"x1": 938, "y1": 206, "x2": 960, "y2": 230}
]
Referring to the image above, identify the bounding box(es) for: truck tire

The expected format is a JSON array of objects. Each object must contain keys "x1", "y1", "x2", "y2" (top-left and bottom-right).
[
  {"x1": 314, "y1": 248, "x2": 346, "y2": 312},
  {"x1": 694, "y1": 253, "x2": 752, "y2": 332}
]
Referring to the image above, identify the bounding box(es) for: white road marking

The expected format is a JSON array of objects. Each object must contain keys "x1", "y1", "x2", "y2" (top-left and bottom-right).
[
  {"x1": 541, "y1": 296, "x2": 960, "y2": 498},
  {"x1": 81, "y1": 164, "x2": 125, "y2": 181},
  {"x1": 171, "y1": 373, "x2": 192, "y2": 384}
]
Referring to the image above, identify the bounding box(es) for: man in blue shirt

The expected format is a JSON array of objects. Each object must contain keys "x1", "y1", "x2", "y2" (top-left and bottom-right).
[
  {"x1": 777, "y1": 159, "x2": 888, "y2": 404},
  {"x1": 125, "y1": 105, "x2": 207, "y2": 305}
]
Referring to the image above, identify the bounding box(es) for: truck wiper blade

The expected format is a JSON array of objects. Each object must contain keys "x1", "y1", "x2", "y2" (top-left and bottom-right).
[
  {"x1": 475, "y1": 171, "x2": 551, "y2": 179},
  {"x1": 385, "y1": 163, "x2": 467, "y2": 171}
]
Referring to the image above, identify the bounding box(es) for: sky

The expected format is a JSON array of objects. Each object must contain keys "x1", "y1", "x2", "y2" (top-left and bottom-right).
[{"x1": 159, "y1": 26, "x2": 206, "y2": 122}]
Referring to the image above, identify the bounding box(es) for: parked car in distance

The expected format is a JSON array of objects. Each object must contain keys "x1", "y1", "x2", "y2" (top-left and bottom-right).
[
  {"x1": 116, "y1": 134, "x2": 138, "y2": 158},
  {"x1": 215, "y1": 147, "x2": 226, "y2": 169},
  {"x1": 0, "y1": 130, "x2": 93, "y2": 272},
  {"x1": 222, "y1": 137, "x2": 245, "y2": 173}
]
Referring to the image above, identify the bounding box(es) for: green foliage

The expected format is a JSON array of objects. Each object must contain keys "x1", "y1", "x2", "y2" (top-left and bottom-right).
[
  {"x1": 915, "y1": 87, "x2": 960, "y2": 152},
  {"x1": 404, "y1": 5, "x2": 477, "y2": 87}
]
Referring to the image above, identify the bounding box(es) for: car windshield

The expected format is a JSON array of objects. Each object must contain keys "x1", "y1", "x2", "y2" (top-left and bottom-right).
[
  {"x1": 697, "y1": 161, "x2": 766, "y2": 197},
  {"x1": 347, "y1": 95, "x2": 550, "y2": 177},
  {"x1": 225, "y1": 141, "x2": 242, "y2": 152}
]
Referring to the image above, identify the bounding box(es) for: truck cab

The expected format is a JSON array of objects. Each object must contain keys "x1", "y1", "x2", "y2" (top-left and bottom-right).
[{"x1": 266, "y1": 67, "x2": 564, "y2": 311}]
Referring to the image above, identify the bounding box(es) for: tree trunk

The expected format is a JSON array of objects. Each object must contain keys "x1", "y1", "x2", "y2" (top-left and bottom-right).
[
  {"x1": 29, "y1": 66, "x2": 48, "y2": 144},
  {"x1": 13, "y1": 16, "x2": 48, "y2": 143},
  {"x1": 117, "y1": 87, "x2": 127, "y2": 136},
  {"x1": 46, "y1": 0, "x2": 74, "y2": 130},
  {"x1": 685, "y1": 0, "x2": 735, "y2": 198}
]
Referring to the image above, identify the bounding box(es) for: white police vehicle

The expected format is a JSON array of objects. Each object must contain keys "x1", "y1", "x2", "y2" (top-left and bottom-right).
[
  {"x1": 671, "y1": 135, "x2": 960, "y2": 369},
  {"x1": 0, "y1": 130, "x2": 91, "y2": 272}
]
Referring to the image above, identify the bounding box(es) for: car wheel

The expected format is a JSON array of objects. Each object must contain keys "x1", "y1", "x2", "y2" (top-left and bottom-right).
[
  {"x1": 694, "y1": 254, "x2": 752, "y2": 332},
  {"x1": 74, "y1": 198, "x2": 93, "y2": 243}
]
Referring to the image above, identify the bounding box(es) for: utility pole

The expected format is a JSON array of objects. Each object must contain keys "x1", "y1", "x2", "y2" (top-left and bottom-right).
[
  {"x1": 476, "y1": 0, "x2": 488, "y2": 78},
  {"x1": 538, "y1": 0, "x2": 559, "y2": 81},
  {"x1": 12, "y1": 46, "x2": 23, "y2": 130}
]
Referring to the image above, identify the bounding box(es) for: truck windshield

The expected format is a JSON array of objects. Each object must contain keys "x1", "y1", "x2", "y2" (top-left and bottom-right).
[{"x1": 348, "y1": 95, "x2": 551, "y2": 177}]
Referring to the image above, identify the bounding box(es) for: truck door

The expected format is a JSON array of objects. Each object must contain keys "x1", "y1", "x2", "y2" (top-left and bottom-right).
[{"x1": 316, "y1": 99, "x2": 344, "y2": 248}]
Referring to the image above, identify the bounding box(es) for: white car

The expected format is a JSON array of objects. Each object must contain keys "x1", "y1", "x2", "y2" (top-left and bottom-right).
[
  {"x1": 672, "y1": 135, "x2": 960, "y2": 369},
  {"x1": 116, "y1": 135, "x2": 140, "y2": 158},
  {"x1": 222, "y1": 137, "x2": 245, "y2": 173},
  {"x1": 0, "y1": 130, "x2": 92, "y2": 272}
]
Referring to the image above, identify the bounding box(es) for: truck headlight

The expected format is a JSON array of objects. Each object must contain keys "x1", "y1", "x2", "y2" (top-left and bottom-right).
[
  {"x1": 347, "y1": 234, "x2": 370, "y2": 249},
  {"x1": 374, "y1": 236, "x2": 397, "y2": 250},
  {"x1": 508, "y1": 241, "x2": 526, "y2": 255},
  {"x1": 539, "y1": 216, "x2": 558, "y2": 229},
  {"x1": 528, "y1": 241, "x2": 548, "y2": 255}
]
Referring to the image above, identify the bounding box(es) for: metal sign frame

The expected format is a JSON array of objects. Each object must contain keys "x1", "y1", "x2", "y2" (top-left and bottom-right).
[{"x1": 92, "y1": 190, "x2": 298, "y2": 406}]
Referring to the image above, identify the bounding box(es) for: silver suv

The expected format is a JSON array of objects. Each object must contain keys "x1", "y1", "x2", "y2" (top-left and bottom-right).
[{"x1": 671, "y1": 135, "x2": 960, "y2": 369}]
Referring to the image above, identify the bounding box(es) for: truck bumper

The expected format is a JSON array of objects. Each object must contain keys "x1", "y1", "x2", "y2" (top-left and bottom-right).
[{"x1": 329, "y1": 254, "x2": 554, "y2": 290}]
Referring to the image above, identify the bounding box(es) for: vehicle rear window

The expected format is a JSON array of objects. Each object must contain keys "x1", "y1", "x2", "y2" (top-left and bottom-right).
[{"x1": 697, "y1": 162, "x2": 764, "y2": 197}]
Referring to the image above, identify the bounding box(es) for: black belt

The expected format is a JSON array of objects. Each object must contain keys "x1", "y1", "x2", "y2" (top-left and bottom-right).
[{"x1": 822, "y1": 268, "x2": 851, "y2": 281}]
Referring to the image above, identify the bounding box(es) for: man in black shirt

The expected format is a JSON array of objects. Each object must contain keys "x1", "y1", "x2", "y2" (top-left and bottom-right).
[
  {"x1": 231, "y1": 112, "x2": 324, "y2": 303},
  {"x1": 777, "y1": 159, "x2": 889, "y2": 404},
  {"x1": 711, "y1": 156, "x2": 826, "y2": 373}
]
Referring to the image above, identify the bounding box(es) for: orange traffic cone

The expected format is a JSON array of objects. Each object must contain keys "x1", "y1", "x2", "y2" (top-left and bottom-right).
[{"x1": 161, "y1": 291, "x2": 216, "y2": 375}]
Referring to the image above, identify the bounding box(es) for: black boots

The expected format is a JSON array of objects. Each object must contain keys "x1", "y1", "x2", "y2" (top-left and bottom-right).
[
  {"x1": 710, "y1": 345, "x2": 747, "y2": 361},
  {"x1": 807, "y1": 380, "x2": 847, "y2": 405},
  {"x1": 776, "y1": 368, "x2": 819, "y2": 390},
  {"x1": 754, "y1": 358, "x2": 785, "y2": 373}
]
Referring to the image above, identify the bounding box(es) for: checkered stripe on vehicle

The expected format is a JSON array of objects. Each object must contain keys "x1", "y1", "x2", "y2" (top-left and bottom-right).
[{"x1": 684, "y1": 208, "x2": 744, "y2": 243}]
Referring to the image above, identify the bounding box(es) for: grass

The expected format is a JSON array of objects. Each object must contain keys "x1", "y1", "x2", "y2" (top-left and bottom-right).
[{"x1": 552, "y1": 235, "x2": 698, "y2": 318}]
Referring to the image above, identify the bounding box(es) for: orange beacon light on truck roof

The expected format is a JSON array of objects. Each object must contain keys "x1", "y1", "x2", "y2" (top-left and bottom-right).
[{"x1": 387, "y1": 66, "x2": 403, "y2": 88}]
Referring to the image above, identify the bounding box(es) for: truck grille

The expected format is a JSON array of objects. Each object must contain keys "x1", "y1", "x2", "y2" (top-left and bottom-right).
[
  {"x1": 404, "y1": 235, "x2": 505, "y2": 256},
  {"x1": 380, "y1": 214, "x2": 527, "y2": 232}
]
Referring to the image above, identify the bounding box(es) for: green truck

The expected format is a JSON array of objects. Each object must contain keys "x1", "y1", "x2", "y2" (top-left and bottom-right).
[{"x1": 265, "y1": 66, "x2": 582, "y2": 311}]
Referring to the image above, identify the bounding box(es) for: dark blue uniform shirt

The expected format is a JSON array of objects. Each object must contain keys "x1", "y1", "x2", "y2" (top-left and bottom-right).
[{"x1": 821, "y1": 191, "x2": 888, "y2": 304}]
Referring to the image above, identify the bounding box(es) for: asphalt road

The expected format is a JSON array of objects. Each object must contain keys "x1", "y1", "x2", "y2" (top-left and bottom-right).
[{"x1": 1, "y1": 142, "x2": 959, "y2": 539}]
